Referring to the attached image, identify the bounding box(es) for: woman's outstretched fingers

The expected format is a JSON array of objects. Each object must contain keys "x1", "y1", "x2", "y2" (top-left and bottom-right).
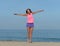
[{"x1": 14, "y1": 13, "x2": 18, "y2": 15}]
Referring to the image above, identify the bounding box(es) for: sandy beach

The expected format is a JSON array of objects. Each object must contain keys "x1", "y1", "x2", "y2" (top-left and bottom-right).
[{"x1": 0, "y1": 41, "x2": 60, "y2": 46}]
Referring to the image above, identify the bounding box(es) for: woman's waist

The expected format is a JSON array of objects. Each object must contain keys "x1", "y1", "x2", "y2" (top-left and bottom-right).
[{"x1": 27, "y1": 20, "x2": 34, "y2": 23}]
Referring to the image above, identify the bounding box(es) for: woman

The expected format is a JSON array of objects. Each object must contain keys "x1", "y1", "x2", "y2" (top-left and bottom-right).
[{"x1": 14, "y1": 8, "x2": 44, "y2": 43}]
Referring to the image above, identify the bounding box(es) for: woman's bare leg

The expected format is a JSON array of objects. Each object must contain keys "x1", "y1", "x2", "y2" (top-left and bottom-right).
[
  {"x1": 27, "y1": 27, "x2": 30, "y2": 42},
  {"x1": 27, "y1": 27, "x2": 33, "y2": 43},
  {"x1": 29, "y1": 27, "x2": 33, "y2": 43}
]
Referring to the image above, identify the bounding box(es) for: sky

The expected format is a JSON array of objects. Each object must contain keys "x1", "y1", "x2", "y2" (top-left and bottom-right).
[{"x1": 0, "y1": 0, "x2": 60, "y2": 30}]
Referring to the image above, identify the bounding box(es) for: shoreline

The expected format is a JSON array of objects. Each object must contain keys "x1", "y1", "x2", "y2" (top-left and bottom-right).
[{"x1": 0, "y1": 41, "x2": 60, "y2": 46}]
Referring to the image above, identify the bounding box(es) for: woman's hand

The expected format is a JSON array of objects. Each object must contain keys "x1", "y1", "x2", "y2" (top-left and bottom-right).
[
  {"x1": 39, "y1": 9, "x2": 44, "y2": 12},
  {"x1": 14, "y1": 13, "x2": 18, "y2": 15}
]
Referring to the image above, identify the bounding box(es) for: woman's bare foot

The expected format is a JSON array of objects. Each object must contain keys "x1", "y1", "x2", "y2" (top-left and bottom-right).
[{"x1": 27, "y1": 39, "x2": 32, "y2": 43}]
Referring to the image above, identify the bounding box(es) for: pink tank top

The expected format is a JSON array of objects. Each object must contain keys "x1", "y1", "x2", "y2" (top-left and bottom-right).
[{"x1": 27, "y1": 13, "x2": 34, "y2": 23}]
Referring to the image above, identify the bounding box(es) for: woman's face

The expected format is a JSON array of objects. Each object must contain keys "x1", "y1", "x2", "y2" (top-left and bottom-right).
[{"x1": 27, "y1": 10, "x2": 31, "y2": 14}]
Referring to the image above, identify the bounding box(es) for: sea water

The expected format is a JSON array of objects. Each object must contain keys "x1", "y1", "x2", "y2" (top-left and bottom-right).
[{"x1": 0, "y1": 29, "x2": 60, "y2": 42}]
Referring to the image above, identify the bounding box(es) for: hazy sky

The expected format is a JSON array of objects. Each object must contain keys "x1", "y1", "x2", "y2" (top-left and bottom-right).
[{"x1": 0, "y1": 0, "x2": 60, "y2": 29}]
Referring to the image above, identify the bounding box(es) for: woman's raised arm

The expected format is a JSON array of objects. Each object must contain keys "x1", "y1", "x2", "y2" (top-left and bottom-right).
[
  {"x1": 14, "y1": 13, "x2": 27, "y2": 16},
  {"x1": 32, "y1": 9, "x2": 44, "y2": 14}
]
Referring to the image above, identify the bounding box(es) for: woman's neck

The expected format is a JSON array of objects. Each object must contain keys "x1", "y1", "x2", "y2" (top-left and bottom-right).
[{"x1": 28, "y1": 13, "x2": 31, "y2": 15}]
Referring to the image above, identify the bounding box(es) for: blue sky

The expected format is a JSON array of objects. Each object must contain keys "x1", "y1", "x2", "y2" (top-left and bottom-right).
[{"x1": 0, "y1": 0, "x2": 60, "y2": 29}]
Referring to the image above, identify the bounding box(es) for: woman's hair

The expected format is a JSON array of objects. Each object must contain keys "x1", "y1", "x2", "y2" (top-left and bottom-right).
[{"x1": 26, "y1": 8, "x2": 32, "y2": 14}]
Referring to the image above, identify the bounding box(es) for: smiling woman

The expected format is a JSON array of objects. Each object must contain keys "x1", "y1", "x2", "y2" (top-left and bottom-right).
[{"x1": 14, "y1": 8, "x2": 44, "y2": 43}]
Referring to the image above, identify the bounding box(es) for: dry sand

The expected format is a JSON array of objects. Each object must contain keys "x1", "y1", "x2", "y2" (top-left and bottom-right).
[{"x1": 0, "y1": 41, "x2": 60, "y2": 46}]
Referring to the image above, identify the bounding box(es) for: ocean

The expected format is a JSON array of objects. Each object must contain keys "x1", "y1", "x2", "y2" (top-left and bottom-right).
[{"x1": 0, "y1": 29, "x2": 60, "y2": 42}]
